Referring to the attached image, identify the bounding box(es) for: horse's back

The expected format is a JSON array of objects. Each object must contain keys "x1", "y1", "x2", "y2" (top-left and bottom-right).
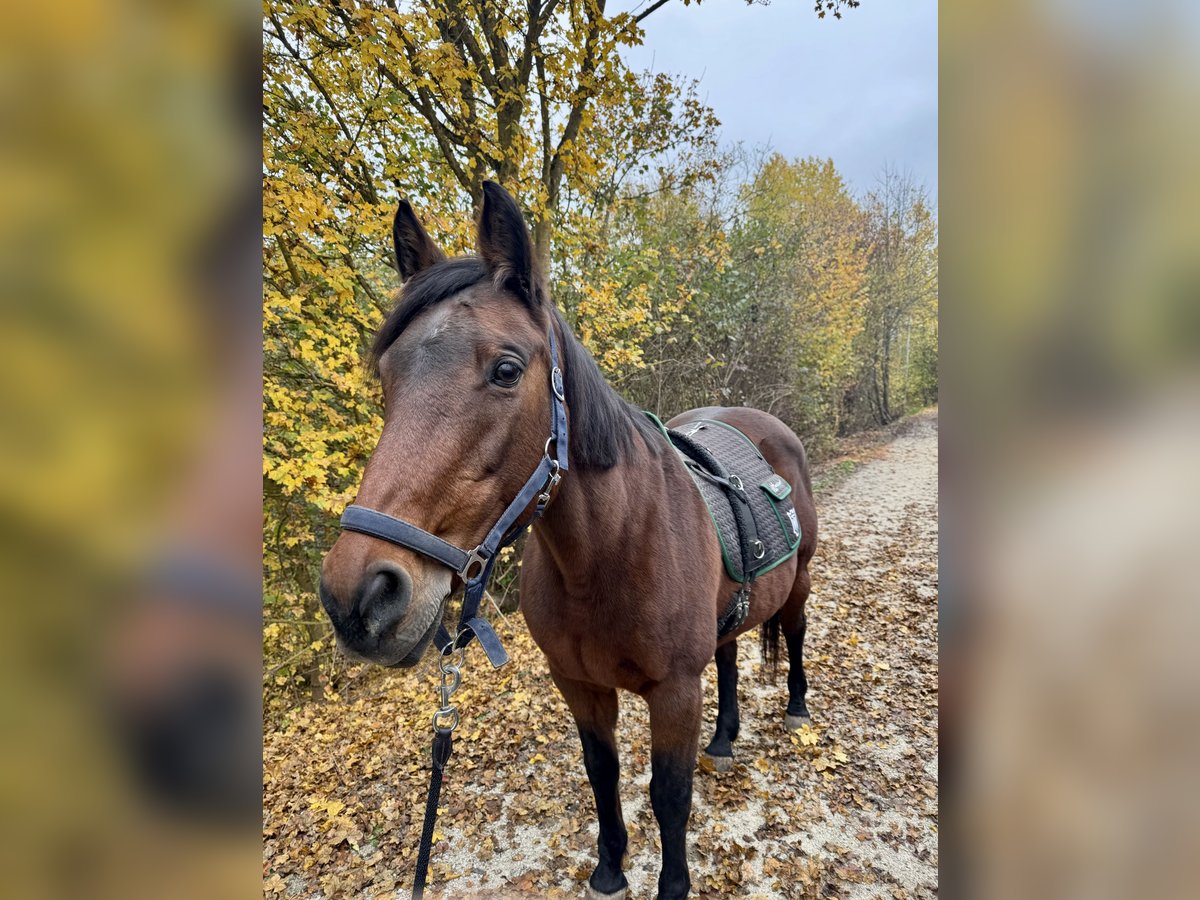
[{"x1": 667, "y1": 405, "x2": 817, "y2": 565}]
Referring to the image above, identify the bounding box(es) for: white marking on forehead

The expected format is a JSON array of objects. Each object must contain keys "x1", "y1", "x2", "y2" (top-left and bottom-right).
[{"x1": 410, "y1": 297, "x2": 473, "y2": 349}]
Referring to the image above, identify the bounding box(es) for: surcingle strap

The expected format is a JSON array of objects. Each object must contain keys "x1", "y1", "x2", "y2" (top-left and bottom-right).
[{"x1": 718, "y1": 584, "x2": 752, "y2": 636}]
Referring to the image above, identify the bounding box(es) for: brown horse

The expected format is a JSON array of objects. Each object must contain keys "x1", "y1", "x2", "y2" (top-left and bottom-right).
[{"x1": 320, "y1": 182, "x2": 818, "y2": 900}]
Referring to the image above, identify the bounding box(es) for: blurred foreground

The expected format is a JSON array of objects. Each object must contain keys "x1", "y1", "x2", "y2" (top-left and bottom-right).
[
  {"x1": 0, "y1": 1, "x2": 262, "y2": 898},
  {"x1": 944, "y1": 1, "x2": 1200, "y2": 897}
]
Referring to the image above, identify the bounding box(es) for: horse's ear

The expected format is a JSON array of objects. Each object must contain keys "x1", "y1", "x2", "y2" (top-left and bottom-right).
[
  {"x1": 393, "y1": 199, "x2": 445, "y2": 281},
  {"x1": 477, "y1": 181, "x2": 537, "y2": 303}
]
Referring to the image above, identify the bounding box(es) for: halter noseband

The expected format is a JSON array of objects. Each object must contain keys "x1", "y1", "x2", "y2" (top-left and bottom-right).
[{"x1": 338, "y1": 326, "x2": 569, "y2": 668}]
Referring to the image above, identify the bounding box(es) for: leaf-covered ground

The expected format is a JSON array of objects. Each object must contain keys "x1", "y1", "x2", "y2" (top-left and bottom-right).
[{"x1": 264, "y1": 411, "x2": 938, "y2": 899}]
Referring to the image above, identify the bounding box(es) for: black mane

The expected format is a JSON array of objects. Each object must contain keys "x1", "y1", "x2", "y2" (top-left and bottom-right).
[
  {"x1": 549, "y1": 306, "x2": 663, "y2": 469},
  {"x1": 369, "y1": 257, "x2": 662, "y2": 470}
]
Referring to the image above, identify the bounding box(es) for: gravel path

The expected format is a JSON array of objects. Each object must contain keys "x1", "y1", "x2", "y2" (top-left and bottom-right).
[{"x1": 263, "y1": 411, "x2": 939, "y2": 899}]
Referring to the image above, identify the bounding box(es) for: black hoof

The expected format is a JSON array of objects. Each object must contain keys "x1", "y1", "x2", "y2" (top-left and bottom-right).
[
  {"x1": 588, "y1": 869, "x2": 628, "y2": 900},
  {"x1": 587, "y1": 875, "x2": 628, "y2": 900},
  {"x1": 586, "y1": 886, "x2": 627, "y2": 900}
]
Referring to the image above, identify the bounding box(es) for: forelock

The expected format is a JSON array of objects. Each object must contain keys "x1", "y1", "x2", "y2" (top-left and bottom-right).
[{"x1": 369, "y1": 257, "x2": 489, "y2": 367}]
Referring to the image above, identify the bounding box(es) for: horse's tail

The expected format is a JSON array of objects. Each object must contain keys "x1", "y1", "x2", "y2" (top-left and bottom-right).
[{"x1": 760, "y1": 610, "x2": 782, "y2": 677}]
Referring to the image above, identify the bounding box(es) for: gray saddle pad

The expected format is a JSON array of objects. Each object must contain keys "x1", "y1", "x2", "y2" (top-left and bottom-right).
[{"x1": 656, "y1": 416, "x2": 803, "y2": 584}]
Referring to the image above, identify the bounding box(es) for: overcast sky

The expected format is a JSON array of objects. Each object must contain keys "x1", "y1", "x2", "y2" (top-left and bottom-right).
[{"x1": 617, "y1": 0, "x2": 938, "y2": 201}]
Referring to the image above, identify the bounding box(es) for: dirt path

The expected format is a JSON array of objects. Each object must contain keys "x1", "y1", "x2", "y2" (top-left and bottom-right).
[{"x1": 263, "y1": 411, "x2": 939, "y2": 899}]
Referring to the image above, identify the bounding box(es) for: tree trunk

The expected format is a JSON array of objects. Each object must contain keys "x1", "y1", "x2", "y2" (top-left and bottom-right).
[{"x1": 879, "y1": 326, "x2": 893, "y2": 423}]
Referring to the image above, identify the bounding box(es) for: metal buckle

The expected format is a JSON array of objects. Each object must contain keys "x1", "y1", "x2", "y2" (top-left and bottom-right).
[
  {"x1": 753, "y1": 540, "x2": 765, "y2": 559},
  {"x1": 729, "y1": 475, "x2": 744, "y2": 491},
  {"x1": 551, "y1": 366, "x2": 565, "y2": 402},
  {"x1": 458, "y1": 548, "x2": 486, "y2": 581}
]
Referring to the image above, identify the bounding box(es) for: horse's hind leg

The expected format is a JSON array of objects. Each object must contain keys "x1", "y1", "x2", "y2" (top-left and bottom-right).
[
  {"x1": 701, "y1": 638, "x2": 739, "y2": 772},
  {"x1": 550, "y1": 670, "x2": 628, "y2": 900},
  {"x1": 782, "y1": 567, "x2": 814, "y2": 730}
]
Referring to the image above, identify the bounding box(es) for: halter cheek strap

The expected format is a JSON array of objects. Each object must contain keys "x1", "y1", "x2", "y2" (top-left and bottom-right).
[{"x1": 338, "y1": 326, "x2": 569, "y2": 668}]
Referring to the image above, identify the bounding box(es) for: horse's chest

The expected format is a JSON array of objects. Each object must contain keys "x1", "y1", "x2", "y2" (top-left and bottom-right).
[{"x1": 522, "y1": 594, "x2": 662, "y2": 693}]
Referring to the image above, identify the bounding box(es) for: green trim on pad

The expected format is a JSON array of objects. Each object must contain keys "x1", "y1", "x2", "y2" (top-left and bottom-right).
[{"x1": 643, "y1": 410, "x2": 671, "y2": 441}]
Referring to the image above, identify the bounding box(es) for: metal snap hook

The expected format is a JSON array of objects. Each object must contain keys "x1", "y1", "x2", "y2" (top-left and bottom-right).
[{"x1": 537, "y1": 456, "x2": 561, "y2": 508}]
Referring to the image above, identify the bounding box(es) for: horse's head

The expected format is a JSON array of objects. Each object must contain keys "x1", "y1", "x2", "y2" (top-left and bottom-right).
[{"x1": 320, "y1": 182, "x2": 556, "y2": 667}]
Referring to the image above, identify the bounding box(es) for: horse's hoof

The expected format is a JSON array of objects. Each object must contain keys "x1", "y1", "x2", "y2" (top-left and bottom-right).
[
  {"x1": 784, "y1": 714, "x2": 813, "y2": 732},
  {"x1": 586, "y1": 885, "x2": 627, "y2": 900},
  {"x1": 701, "y1": 751, "x2": 734, "y2": 773}
]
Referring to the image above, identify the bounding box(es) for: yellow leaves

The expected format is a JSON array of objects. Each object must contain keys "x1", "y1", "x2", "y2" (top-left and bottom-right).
[
  {"x1": 569, "y1": 277, "x2": 664, "y2": 376},
  {"x1": 308, "y1": 797, "x2": 344, "y2": 818},
  {"x1": 786, "y1": 720, "x2": 849, "y2": 776},
  {"x1": 812, "y1": 746, "x2": 850, "y2": 773},
  {"x1": 793, "y1": 724, "x2": 820, "y2": 747}
]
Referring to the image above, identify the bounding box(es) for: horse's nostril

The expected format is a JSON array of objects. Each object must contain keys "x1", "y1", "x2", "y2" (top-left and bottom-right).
[{"x1": 357, "y1": 562, "x2": 412, "y2": 637}]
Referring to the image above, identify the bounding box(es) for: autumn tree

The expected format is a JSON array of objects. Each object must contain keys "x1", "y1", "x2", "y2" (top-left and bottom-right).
[
  {"x1": 575, "y1": 152, "x2": 873, "y2": 454},
  {"x1": 267, "y1": 0, "x2": 722, "y2": 269},
  {"x1": 853, "y1": 167, "x2": 938, "y2": 425},
  {"x1": 732, "y1": 155, "x2": 870, "y2": 442}
]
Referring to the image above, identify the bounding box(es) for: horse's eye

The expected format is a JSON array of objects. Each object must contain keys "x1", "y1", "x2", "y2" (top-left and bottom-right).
[{"x1": 491, "y1": 359, "x2": 523, "y2": 388}]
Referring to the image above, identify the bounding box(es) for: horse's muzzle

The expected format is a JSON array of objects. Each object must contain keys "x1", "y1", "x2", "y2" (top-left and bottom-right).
[{"x1": 319, "y1": 563, "x2": 447, "y2": 667}]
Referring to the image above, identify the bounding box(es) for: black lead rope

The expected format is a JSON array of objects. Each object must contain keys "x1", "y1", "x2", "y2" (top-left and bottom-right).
[
  {"x1": 412, "y1": 728, "x2": 453, "y2": 899},
  {"x1": 411, "y1": 638, "x2": 466, "y2": 899}
]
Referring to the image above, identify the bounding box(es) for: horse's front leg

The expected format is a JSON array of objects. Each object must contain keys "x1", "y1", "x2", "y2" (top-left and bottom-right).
[
  {"x1": 647, "y1": 676, "x2": 703, "y2": 900},
  {"x1": 550, "y1": 670, "x2": 628, "y2": 899}
]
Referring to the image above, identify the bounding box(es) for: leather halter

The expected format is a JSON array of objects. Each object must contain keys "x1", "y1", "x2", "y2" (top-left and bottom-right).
[{"x1": 338, "y1": 325, "x2": 569, "y2": 668}]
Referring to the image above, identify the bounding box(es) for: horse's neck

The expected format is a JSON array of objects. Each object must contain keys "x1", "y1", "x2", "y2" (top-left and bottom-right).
[{"x1": 533, "y1": 443, "x2": 676, "y2": 595}]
